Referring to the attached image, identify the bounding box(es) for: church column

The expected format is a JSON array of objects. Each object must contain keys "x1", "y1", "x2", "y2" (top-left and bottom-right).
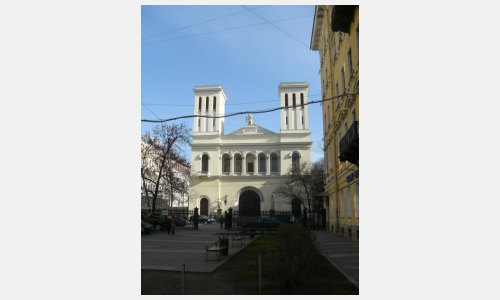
[
  {"x1": 242, "y1": 153, "x2": 246, "y2": 176},
  {"x1": 229, "y1": 153, "x2": 234, "y2": 176},
  {"x1": 266, "y1": 153, "x2": 270, "y2": 175}
]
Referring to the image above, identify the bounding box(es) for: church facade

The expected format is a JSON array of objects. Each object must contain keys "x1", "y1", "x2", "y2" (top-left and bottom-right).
[{"x1": 189, "y1": 82, "x2": 312, "y2": 217}]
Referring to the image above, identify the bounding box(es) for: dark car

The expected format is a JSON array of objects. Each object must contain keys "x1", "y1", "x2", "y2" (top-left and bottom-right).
[
  {"x1": 189, "y1": 215, "x2": 211, "y2": 224},
  {"x1": 172, "y1": 215, "x2": 187, "y2": 227},
  {"x1": 141, "y1": 220, "x2": 154, "y2": 235},
  {"x1": 144, "y1": 214, "x2": 164, "y2": 226}
]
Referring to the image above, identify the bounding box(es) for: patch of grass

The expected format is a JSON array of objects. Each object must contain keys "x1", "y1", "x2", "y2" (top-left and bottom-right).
[{"x1": 214, "y1": 227, "x2": 358, "y2": 295}]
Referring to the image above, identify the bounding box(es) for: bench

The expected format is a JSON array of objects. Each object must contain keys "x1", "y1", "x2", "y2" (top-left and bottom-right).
[
  {"x1": 231, "y1": 235, "x2": 245, "y2": 247},
  {"x1": 205, "y1": 241, "x2": 228, "y2": 262}
]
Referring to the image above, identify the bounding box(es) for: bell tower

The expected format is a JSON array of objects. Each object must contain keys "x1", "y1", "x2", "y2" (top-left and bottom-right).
[
  {"x1": 279, "y1": 82, "x2": 309, "y2": 132},
  {"x1": 193, "y1": 86, "x2": 227, "y2": 135}
]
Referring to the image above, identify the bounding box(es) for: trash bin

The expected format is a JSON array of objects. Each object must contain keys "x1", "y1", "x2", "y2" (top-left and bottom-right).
[{"x1": 219, "y1": 236, "x2": 229, "y2": 255}]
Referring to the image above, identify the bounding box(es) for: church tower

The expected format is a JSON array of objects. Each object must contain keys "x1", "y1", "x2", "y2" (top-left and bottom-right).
[
  {"x1": 193, "y1": 86, "x2": 227, "y2": 135},
  {"x1": 279, "y1": 82, "x2": 309, "y2": 131}
]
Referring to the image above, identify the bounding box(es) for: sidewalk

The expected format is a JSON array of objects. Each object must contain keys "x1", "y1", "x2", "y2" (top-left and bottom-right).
[
  {"x1": 141, "y1": 224, "x2": 254, "y2": 273},
  {"x1": 311, "y1": 230, "x2": 359, "y2": 288}
]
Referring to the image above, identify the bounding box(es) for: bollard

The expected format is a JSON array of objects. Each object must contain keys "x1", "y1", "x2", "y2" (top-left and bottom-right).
[
  {"x1": 181, "y1": 264, "x2": 185, "y2": 295},
  {"x1": 258, "y1": 253, "x2": 262, "y2": 295}
]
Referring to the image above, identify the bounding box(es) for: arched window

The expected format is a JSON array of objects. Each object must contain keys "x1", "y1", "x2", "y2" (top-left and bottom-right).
[
  {"x1": 201, "y1": 154, "x2": 209, "y2": 173},
  {"x1": 258, "y1": 153, "x2": 266, "y2": 173},
  {"x1": 213, "y1": 96, "x2": 216, "y2": 110},
  {"x1": 270, "y1": 153, "x2": 278, "y2": 173},
  {"x1": 222, "y1": 154, "x2": 230, "y2": 173},
  {"x1": 285, "y1": 94, "x2": 288, "y2": 107},
  {"x1": 234, "y1": 154, "x2": 242, "y2": 173},
  {"x1": 292, "y1": 152, "x2": 300, "y2": 169},
  {"x1": 198, "y1": 97, "x2": 202, "y2": 110},
  {"x1": 206, "y1": 97, "x2": 209, "y2": 110},
  {"x1": 293, "y1": 93, "x2": 296, "y2": 107}
]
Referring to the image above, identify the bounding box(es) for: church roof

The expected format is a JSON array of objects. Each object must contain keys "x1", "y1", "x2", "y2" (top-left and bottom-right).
[{"x1": 225, "y1": 124, "x2": 277, "y2": 136}]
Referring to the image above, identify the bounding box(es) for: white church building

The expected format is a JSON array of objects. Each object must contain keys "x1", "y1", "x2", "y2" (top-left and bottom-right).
[{"x1": 189, "y1": 82, "x2": 312, "y2": 217}]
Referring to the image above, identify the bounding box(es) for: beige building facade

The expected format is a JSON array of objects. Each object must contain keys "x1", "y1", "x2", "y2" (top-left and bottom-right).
[
  {"x1": 311, "y1": 5, "x2": 359, "y2": 241},
  {"x1": 189, "y1": 83, "x2": 312, "y2": 217}
]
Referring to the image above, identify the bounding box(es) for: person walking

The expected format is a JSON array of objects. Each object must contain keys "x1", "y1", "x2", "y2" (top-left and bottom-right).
[
  {"x1": 219, "y1": 215, "x2": 225, "y2": 229},
  {"x1": 165, "y1": 216, "x2": 172, "y2": 235},
  {"x1": 171, "y1": 215, "x2": 177, "y2": 235}
]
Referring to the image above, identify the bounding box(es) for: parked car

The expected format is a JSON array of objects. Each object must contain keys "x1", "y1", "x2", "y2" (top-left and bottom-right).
[
  {"x1": 144, "y1": 214, "x2": 164, "y2": 226},
  {"x1": 189, "y1": 214, "x2": 211, "y2": 224},
  {"x1": 141, "y1": 220, "x2": 154, "y2": 235},
  {"x1": 172, "y1": 215, "x2": 187, "y2": 227}
]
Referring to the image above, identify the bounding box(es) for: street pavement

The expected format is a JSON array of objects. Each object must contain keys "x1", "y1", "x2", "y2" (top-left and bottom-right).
[
  {"x1": 142, "y1": 224, "x2": 359, "y2": 288},
  {"x1": 141, "y1": 223, "x2": 253, "y2": 272},
  {"x1": 311, "y1": 230, "x2": 359, "y2": 288}
]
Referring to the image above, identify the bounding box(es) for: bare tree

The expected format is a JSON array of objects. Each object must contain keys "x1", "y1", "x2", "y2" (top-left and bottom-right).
[
  {"x1": 141, "y1": 123, "x2": 190, "y2": 212},
  {"x1": 274, "y1": 159, "x2": 325, "y2": 225}
]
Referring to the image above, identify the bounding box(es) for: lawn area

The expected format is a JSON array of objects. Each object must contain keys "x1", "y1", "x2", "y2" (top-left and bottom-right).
[
  {"x1": 142, "y1": 224, "x2": 359, "y2": 295},
  {"x1": 219, "y1": 225, "x2": 359, "y2": 295}
]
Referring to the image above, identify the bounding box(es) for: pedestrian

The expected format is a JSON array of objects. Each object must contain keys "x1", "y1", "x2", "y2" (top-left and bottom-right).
[
  {"x1": 171, "y1": 215, "x2": 176, "y2": 235},
  {"x1": 165, "y1": 216, "x2": 172, "y2": 235},
  {"x1": 219, "y1": 215, "x2": 225, "y2": 229}
]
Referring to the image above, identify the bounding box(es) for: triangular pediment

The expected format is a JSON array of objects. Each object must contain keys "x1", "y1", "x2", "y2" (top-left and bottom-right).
[{"x1": 226, "y1": 124, "x2": 277, "y2": 136}]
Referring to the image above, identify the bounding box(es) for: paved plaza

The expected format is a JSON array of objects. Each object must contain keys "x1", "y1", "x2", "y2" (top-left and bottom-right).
[
  {"x1": 141, "y1": 223, "x2": 359, "y2": 288},
  {"x1": 141, "y1": 223, "x2": 253, "y2": 272}
]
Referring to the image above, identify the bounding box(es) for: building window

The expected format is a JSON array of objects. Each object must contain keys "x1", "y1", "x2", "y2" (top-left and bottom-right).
[
  {"x1": 198, "y1": 97, "x2": 202, "y2": 111},
  {"x1": 356, "y1": 26, "x2": 359, "y2": 54},
  {"x1": 332, "y1": 38, "x2": 337, "y2": 59},
  {"x1": 292, "y1": 152, "x2": 300, "y2": 169},
  {"x1": 347, "y1": 186, "x2": 352, "y2": 218},
  {"x1": 201, "y1": 154, "x2": 209, "y2": 173},
  {"x1": 213, "y1": 117, "x2": 216, "y2": 127},
  {"x1": 300, "y1": 93, "x2": 304, "y2": 107},
  {"x1": 348, "y1": 48, "x2": 353, "y2": 78},
  {"x1": 205, "y1": 97, "x2": 209, "y2": 110},
  {"x1": 335, "y1": 83, "x2": 340, "y2": 106},
  {"x1": 302, "y1": 115, "x2": 304, "y2": 125},
  {"x1": 341, "y1": 67, "x2": 346, "y2": 94},
  {"x1": 270, "y1": 153, "x2": 278, "y2": 173},
  {"x1": 258, "y1": 154, "x2": 266, "y2": 173},
  {"x1": 222, "y1": 154, "x2": 230, "y2": 173},
  {"x1": 339, "y1": 190, "x2": 344, "y2": 217},
  {"x1": 355, "y1": 182, "x2": 359, "y2": 218},
  {"x1": 213, "y1": 96, "x2": 216, "y2": 110},
  {"x1": 351, "y1": 109, "x2": 356, "y2": 124},
  {"x1": 285, "y1": 94, "x2": 288, "y2": 107},
  {"x1": 234, "y1": 154, "x2": 242, "y2": 173},
  {"x1": 293, "y1": 93, "x2": 296, "y2": 107},
  {"x1": 247, "y1": 162, "x2": 254, "y2": 173},
  {"x1": 198, "y1": 118, "x2": 200, "y2": 128}
]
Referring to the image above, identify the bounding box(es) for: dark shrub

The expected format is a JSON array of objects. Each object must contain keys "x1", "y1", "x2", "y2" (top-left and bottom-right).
[{"x1": 267, "y1": 224, "x2": 315, "y2": 288}]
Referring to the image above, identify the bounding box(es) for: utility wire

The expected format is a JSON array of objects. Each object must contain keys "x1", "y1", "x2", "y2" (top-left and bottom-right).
[
  {"x1": 142, "y1": 6, "x2": 265, "y2": 41},
  {"x1": 141, "y1": 93, "x2": 358, "y2": 123},
  {"x1": 142, "y1": 14, "x2": 313, "y2": 46},
  {"x1": 242, "y1": 5, "x2": 310, "y2": 49},
  {"x1": 142, "y1": 93, "x2": 322, "y2": 107},
  {"x1": 142, "y1": 103, "x2": 163, "y2": 120}
]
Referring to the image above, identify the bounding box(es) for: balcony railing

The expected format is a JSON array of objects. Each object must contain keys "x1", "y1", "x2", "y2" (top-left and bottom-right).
[{"x1": 339, "y1": 121, "x2": 359, "y2": 165}]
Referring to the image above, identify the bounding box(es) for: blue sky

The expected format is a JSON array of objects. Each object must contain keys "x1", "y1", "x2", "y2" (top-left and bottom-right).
[{"x1": 142, "y1": 5, "x2": 323, "y2": 162}]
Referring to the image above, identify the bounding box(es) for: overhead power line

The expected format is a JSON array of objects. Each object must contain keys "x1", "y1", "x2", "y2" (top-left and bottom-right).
[
  {"x1": 142, "y1": 6, "x2": 265, "y2": 41},
  {"x1": 142, "y1": 93, "x2": 322, "y2": 107},
  {"x1": 141, "y1": 93, "x2": 359, "y2": 123},
  {"x1": 142, "y1": 14, "x2": 313, "y2": 46},
  {"x1": 241, "y1": 5, "x2": 310, "y2": 49}
]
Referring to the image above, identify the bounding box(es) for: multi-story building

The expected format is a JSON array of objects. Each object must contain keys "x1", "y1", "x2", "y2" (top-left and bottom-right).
[
  {"x1": 141, "y1": 139, "x2": 191, "y2": 211},
  {"x1": 189, "y1": 83, "x2": 312, "y2": 217},
  {"x1": 311, "y1": 5, "x2": 359, "y2": 241}
]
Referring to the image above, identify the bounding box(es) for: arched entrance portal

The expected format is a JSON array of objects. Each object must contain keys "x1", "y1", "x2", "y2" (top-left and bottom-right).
[
  {"x1": 292, "y1": 198, "x2": 301, "y2": 218},
  {"x1": 239, "y1": 190, "x2": 261, "y2": 216},
  {"x1": 200, "y1": 198, "x2": 209, "y2": 216}
]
